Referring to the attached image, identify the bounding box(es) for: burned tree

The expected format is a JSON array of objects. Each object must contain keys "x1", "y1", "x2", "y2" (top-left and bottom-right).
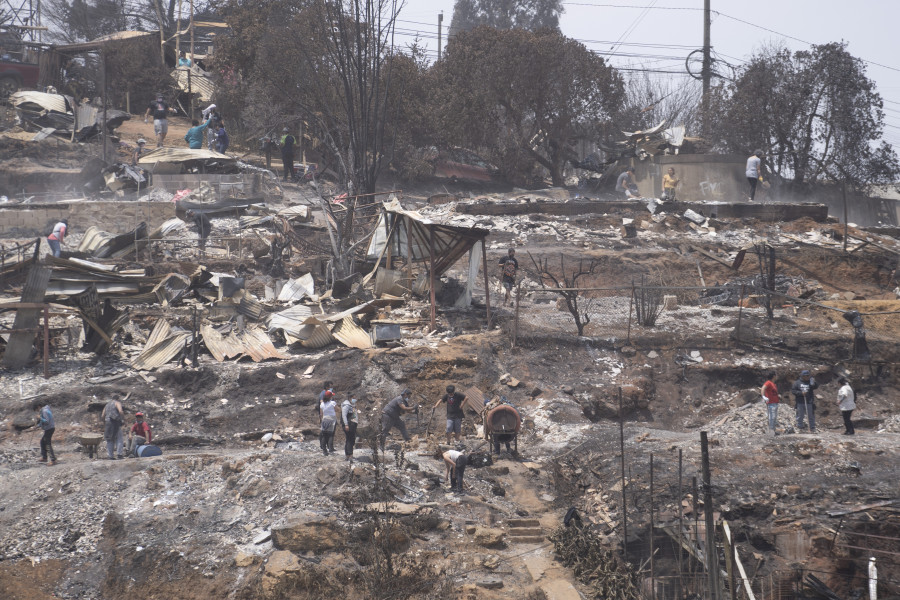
[{"x1": 530, "y1": 253, "x2": 599, "y2": 337}]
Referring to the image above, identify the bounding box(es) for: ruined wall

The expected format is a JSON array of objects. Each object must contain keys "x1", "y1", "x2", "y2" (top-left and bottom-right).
[
  {"x1": 623, "y1": 154, "x2": 750, "y2": 202},
  {"x1": 0, "y1": 201, "x2": 176, "y2": 237}
]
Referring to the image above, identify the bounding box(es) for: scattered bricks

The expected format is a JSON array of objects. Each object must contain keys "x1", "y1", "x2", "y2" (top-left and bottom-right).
[{"x1": 473, "y1": 527, "x2": 506, "y2": 548}]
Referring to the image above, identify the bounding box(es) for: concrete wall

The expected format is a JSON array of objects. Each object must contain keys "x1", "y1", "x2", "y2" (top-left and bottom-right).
[
  {"x1": 813, "y1": 186, "x2": 900, "y2": 227},
  {"x1": 0, "y1": 201, "x2": 177, "y2": 237},
  {"x1": 627, "y1": 154, "x2": 752, "y2": 202}
]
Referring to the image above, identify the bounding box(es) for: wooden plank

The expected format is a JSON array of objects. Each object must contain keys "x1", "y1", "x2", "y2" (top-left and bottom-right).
[
  {"x1": 847, "y1": 233, "x2": 900, "y2": 256},
  {"x1": 723, "y1": 520, "x2": 756, "y2": 600},
  {"x1": 690, "y1": 245, "x2": 736, "y2": 269},
  {"x1": 2, "y1": 266, "x2": 51, "y2": 369},
  {"x1": 826, "y1": 499, "x2": 896, "y2": 518}
]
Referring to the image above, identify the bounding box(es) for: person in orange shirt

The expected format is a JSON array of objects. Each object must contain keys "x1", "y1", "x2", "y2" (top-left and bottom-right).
[{"x1": 662, "y1": 167, "x2": 680, "y2": 200}]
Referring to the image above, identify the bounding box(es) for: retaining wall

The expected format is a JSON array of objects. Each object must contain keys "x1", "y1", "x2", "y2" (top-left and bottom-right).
[{"x1": 0, "y1": 201, "x2": 177, "y2": 237}]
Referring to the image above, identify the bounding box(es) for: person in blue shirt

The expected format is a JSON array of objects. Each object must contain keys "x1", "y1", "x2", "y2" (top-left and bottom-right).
[
  {"x1": 215, "y1": 125, "x2": 229, "y2": 154},
  {"x1": 184, "y1": 117, "x2": 211, "y2": 149},
  {"x1": 37, "y1": 403, "x2": 56, "y2": 465},
  {"x1": 177, "y1": 52, "x2": 192, "y2": 68}
]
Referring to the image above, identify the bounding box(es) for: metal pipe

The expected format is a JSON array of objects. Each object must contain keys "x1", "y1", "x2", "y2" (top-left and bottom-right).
[
  {"x1": 42, "y1": 304, "x2": 49, "y2": 378},
  {"x1": 702, "y1": 431, "x2": 719, "y2": 600}
]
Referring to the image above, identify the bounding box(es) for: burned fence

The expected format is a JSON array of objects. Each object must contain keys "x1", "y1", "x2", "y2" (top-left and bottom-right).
[{"x1": 509, "y1": 283, "x2": 900, "y2": 365}]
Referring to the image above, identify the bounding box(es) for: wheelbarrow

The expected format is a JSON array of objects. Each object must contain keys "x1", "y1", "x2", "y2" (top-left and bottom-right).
[{"x1": 78, "y1": 433, "x2": 104, "y2": 459}]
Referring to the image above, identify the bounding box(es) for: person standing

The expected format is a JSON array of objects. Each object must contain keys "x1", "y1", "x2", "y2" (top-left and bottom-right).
[
  {"x1": 46, "y1": 219, "x2": 67, "y2": 257},
  {"x1": 761, "y1": 371, "x2": 780, "y2": 436},
  {"x1": 615, "y1": 167, "x2": 639, "y2": 199},
  {"x1": 132, "y1": 139, "x2": 147, "y2": 166},
  {"x1": 433, "y1": 385, "x2": 467, "y2": 446},
  {"x1": 102, "y1": 396, "x2": 125, "y2": 459},
  {"x1": 201, "y1": 104, "x2": 223, "y2": 150},
  {"x1": 662, "y1": 167, "x2": 680, "y2": 200},
  {"x1": 442, "y1": 448, "x2": 468, "y2": 494},
  {"x1": 215, "y1": 125, "x2": 229, "y2": 154},
  {"x1": 177, "y1": 52, "x2": 192, "y2": 68},
  {"x1": 37, "y1": 403, "x2": 56, "y2": 465},
  {"x1": 185, "y1": 210, "x2": 211, "y2": 255},
  {"x1": 498, "y1": 248, "x2": 518, "y2": 306},
  {"x1": 319, "y1": 390, "x2": 337, "y2": 455},
  {"x1": 144, "y1": 94, "x2": 172, "y2": 148},
  {"x1": 341, "y1": 396, "x2": 359, "y2": 461},
  {"x1": 183, "y1": 117, "x2": 211, "y2": 149},
  {"x1": 837, "y1": 376, "x2": 856, "y2": 435},
  {"x1": 746, "y1": 150, "x2": 765, "y2": 202},
  {"x1": 280, "y1": 128, "x2": 296, "y2": 182},
  {"x1": 791, "y1": 370, "x2": 818, "y2": 433},
  {"x1": 381, "y1": 389, "x2": 417, "y2": 447},
  {"x1": 126, "y1": 412, "x2": 152, "y2": 456}
]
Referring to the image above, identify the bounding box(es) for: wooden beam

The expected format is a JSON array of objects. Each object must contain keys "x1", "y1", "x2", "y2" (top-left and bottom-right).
[
  {"x1": 723, "y1": 520, "x2": 756, "y2": 600},
  {"x1": 826, "y1": 499, "x2": 896, "y2": 518},
  {"x1": 691, "y1": 245, "x2": 736, "y2": 269}
]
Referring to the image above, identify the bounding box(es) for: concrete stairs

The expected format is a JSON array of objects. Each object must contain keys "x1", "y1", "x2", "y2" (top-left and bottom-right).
[{"x1": 506, "y1": 518, "x2": 544, "y2": 544}]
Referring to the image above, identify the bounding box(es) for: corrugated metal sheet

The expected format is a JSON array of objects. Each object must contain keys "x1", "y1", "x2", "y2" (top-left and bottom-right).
[
  {"x1": 298, "y1": 317, "x2": 335, "y2": 349},
  {"x1": 331, "y1": 316, "x2": 372, "y2": 349},
  {"x1": 277, "y1": 274, "x2": 314, "y2": 302},
  {"x1": 170, "y1": 64, "x2": 215, "y2": 102},
  {"x1": 238, "y1": 294, "x2": 264, "y2": 320},
  {"x1": 139, "y1": 147, "x2": 233, "y2": 165},
  {"x1": 132, "y1": 320, "x2": 191, "y2": 371},
  {"x1": 10, "y1": 91, "x2": 71, "y2": 114},
  {"x1": 201, "y1": 324, "x2": 287, "y2": 362},
  {"x1": 267, "y1": 304, "x2": 315, "y2": 338}
]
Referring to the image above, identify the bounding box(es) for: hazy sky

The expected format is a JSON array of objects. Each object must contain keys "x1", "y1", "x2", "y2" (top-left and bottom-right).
[{"x1": 393, "y1": 0, "x2": 900, "y2": 148}]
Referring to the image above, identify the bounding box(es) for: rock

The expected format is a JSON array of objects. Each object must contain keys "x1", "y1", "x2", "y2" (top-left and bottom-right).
[
  {"x1": 647, "y1": 350, "x2": 659, "y2": 359},
  {"x1": 620, "y1": 345, "x2": 636, "y2": 357},
  {"x1": 521, "y1": 462, "x2": 542, "y2": 472},
  {"x1": 505, "y1": 377, "x2": 521, "y2": 388},
  {"x1": 466, "y1": 525, "x2": 477, "y2": 535},
  {"x1": 785, "y1": 485, "x2": 801, "y2": 495},
  {"x1": 12, "y1": 415, "x2": 35, "y2": 430},
  {"x1": 261, "y1": 433, "x2": 274, "y2": 443},
  {"x1": 316, "y1": 466, "x2": 339, "y2": 485},
  {"x1": 499, "y1": 373, "x2": 511, "y2": 383},
  {"x1": 491, "y1": 484, "x2": 506, "y2": 497},
  {"x1": 473, "y1": 527, "x2": 506, "y2": 549},
  {"x1": 529, "y1": 385, "x2": 542, "y2": 397},
  {"x1": 271, "y1": 512, "x2": 345, "y2": 553},
  {"x1": 739, "y1": 389, "x2": 760, "y2": 405},
  {"x1": 262, "y1": 550, "x2": 302, "y2": 597},
  {"x1": 253, "y1": 530, "x2": 272, "y2": 545},
  {"x1": 561, "y1": 385, "x2": 574, "y2": 395},
  {"x1": 235, "y1": 551, "x2": 256, "y2": 567},
  {"x1": 477, "y1": 578, "x2": 504, "y2": 589},
  {"x1": 663, "y1": 295, "x2": 678, "y2": 310}
]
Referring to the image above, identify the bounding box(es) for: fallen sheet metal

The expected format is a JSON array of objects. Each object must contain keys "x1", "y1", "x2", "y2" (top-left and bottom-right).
[
  {"x1": 277, "y1": 274, "x2": 315, "y2": 302},
  {"x1": 296, "y1": 317, "x2": 336, "y2": 348},
  {"x1": 131, "y1": 320, "x2": 191, "y2": 370},
  {"x1": 201, "y1": 324, "x2": 287, "y2": 362},
  {"x1": 138, "y1": 147, "x2": 234, "y2": 166},
  {"x1": 153, "y1": 273, "x2": 192, "y2": 307},
  {"x1": 1, "y1": 266, "x2": 51, "y2": 368},
  {"x1": 331, "y1": 316, "x2": 372, "y2": 349},
  {"x1": 267, "y1": 304, "x2": 315, "y2": 338}
]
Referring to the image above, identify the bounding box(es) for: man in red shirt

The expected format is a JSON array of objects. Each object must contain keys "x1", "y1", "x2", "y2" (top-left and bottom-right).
[
  {"x1": 47, "y1": 219, "x2": 68, "y2": 257},
  {"x1": 762, "y1": 371, "x2": 779, "y2": 436},
  {"x1": 127, "y1": 412, "x2": 152, "y2": 456}
]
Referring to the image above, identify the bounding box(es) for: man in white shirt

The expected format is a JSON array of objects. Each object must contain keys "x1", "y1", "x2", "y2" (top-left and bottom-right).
[
  {"x1": 837, "y1": 376, "x2": 856, "y2": 435},
  {"x1": 442, "y1": 448, "x2": 468, "y2": 495}
]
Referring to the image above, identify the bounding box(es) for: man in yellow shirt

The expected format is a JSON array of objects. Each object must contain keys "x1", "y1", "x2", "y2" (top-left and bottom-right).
[{"x1": 662, "y1": 167, "x2": 680, "y2": 200}]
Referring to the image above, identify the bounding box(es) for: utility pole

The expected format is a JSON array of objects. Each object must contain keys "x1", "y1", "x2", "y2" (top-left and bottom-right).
[
  {"x1": 437, "y1": 11, "x2": 443, "y2": 62},
  {"x1": 189, "y1": 0, "x2": 195, "y2": 120},
  {"x1": 176, "y1": 0, "x2": 182, "y2": 57},
  {"x1": 701, "y1": 0, "x2": 711, "y2": 135}
]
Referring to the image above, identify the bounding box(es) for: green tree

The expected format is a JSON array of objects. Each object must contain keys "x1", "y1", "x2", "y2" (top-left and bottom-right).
[
  {"x1": 709, "y1": 42, "x2": 898, "y2": 189},
  {"x1": 434, "y1": 27, "x2": 623, "y2": 186},
  {"x1": 449, "y1": 0, "x2": 563, "y2": 34}
]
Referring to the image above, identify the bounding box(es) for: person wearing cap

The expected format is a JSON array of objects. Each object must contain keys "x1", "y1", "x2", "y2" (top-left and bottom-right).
[
  {"x1": 127, "y1": 412, "x2": 152, "y2": 456},
  {"x1": 433, "y1": 385, "x2": 467, "y2": 446},
  {"x1": 47, "y1": 218, "x2": 68, "y2": 257},
  {"x1": 791, "y1": 370, "x2": 819, "y2": 432},
  {"x1": 132, "y1": 139, "x2": 147, "y2": 166},
  {"x1": 341, "y1": 395, "x2": 359, "y2": 461},
  {"x1": 144, "y1": 94, "x2": 172, "y2": 148},
  {"x1": 442, "y1": 447, "x2": 468, "y2": 494},
  {"x1": 837, "y1": 376, "x2": 856, "y2": 435},
  {"x1": 381, "y1": 389, "x2": 417, "y2": 447},
  {"x1": 280, "y1": 127, "x2": 296, "y2": 181},
  {"x1": 320, "y1": 390, "x2": 338, "y2": 455}
]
